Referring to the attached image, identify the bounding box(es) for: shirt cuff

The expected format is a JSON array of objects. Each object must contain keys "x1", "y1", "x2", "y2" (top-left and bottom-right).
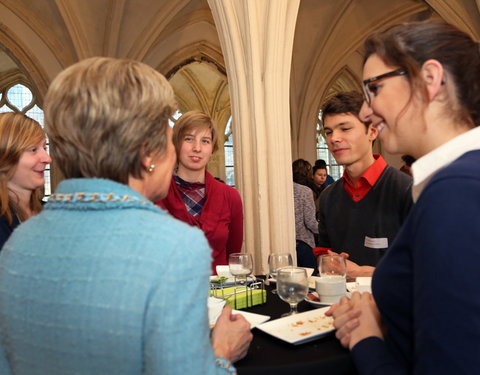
[{"x1": 351, "y1": 337, "x2": 404, "y2": 375}]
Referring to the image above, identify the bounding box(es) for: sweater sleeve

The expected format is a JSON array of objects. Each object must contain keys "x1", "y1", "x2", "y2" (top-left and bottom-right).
[
  {"x1": 226, "y1": 187, "x2": 244, "y2": 256},
  {"x1": 303, "y1": 188, "x2": 319, "y2": 235},
  {"x1": 351, "y1": 337, "x2": 407, "y2": 375},
  {"x1": 316, "y1": 189, "x2": 331, "y2": 248},
  {"x1": 143, "y1": 231, "x2": 229, "y2": 375}
]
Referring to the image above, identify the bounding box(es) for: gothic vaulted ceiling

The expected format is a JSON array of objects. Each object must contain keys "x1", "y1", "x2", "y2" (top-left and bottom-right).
[{"x1": 1, "y1": 0, "x2": 479, "y2": 162}]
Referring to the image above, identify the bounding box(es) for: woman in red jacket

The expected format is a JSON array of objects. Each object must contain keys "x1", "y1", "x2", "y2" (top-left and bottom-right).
[{"x1": 156, "y1": 111, "x2": 244, "y2": 274}]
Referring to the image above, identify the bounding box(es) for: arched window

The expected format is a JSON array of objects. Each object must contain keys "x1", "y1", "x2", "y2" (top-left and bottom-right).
[
  {"x1": 316, "y1": 110, "x2": 344, "y2": 180},
  {"x1": 224, "y1": 117, "x2": 235, "y2": 186},
  {"x1": 0, "y1": 83, "x2": 51, "y2": 196},
  {"x1": 169, "y1": 109, "x2": 183, "y2": 127}
]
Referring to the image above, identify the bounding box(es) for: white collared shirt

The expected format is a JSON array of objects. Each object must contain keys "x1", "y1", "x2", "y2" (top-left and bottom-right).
[{"x1": 411, "y1": 126, "x2": 480, "y2": 202}]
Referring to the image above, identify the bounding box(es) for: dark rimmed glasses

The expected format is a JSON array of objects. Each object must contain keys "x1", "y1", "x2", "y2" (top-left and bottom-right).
[{"x1": 362, "y1": 69, "x2": 407, "y2": 105}]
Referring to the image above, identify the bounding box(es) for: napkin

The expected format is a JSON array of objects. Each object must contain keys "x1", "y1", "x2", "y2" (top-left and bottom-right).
[
  {"x1": 208, "y1": 297, "x2": 227, "y2": 327},
  {"x1": 210, "y1": 286, "x2": 267, "y2": 309},
  {"x1": 216, "y1": 265, "x2": 234, "y2": 278}
]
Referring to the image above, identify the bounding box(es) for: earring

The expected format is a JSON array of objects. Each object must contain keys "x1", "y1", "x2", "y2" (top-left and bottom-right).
[{"x1": 148, "y1": 164, "x2": 155, "y2": 173}]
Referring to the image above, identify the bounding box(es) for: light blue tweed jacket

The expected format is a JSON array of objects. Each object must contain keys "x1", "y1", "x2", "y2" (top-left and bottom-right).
[{"x1": 0, "y1": 178, "x2": 229, "y2": 375}]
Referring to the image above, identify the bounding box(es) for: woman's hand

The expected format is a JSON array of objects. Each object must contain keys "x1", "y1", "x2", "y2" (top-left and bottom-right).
[
  {"x1": 347, "y1": 292, "x2": 383, "y2": 349},
  {"x1": 211, "y1": 305, "x2": 253, "y2": 362},
  {"x1": 326, "y1": 292, "x2": 383, "y2": 349},
  {"x1": 326, "y1": 295, "x2": 360, "y2": 348}
]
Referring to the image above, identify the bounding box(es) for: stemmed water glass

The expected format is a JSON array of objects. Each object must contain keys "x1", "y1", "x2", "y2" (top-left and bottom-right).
[
  {"x1": 228, "y1": 253, "x2": 253, "y2": 285},
  {"x1": 268, "y1": 253, "x2": 293, "y2": 293},
  {"x1": 276, "y1": 267, "x2": 309, "y2": 316}
]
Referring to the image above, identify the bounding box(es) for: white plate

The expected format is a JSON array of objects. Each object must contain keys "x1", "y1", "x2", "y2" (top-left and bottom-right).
[
  {"x1": 232, "y1": 310, "x2": 271, "y2": 328},
  {"x1": 304, "y1": 291, "x2": 334, "y2": 307},
  {"x1": 208, "y1": 297, "x2": 270, "y2": 329},
  {"x1": 256, "y1": 307, "x2": 334, "y2": 345}
]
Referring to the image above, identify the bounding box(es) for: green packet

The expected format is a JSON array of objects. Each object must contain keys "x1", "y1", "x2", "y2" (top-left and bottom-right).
[{"x1": 210, "y1": 286, "x2": 267, "y2": 309}]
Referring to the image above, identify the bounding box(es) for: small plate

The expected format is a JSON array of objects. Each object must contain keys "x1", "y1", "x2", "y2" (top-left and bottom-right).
[
  {"x1": 304, "y1": 291, "x2": 334, "y2": 307},
  {"x1": 256, "y1": 307, "x2": 334, "y2": 345}
]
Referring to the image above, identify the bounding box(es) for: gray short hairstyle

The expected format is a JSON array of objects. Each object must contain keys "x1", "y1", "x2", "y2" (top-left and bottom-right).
[{"x1": 44, "y1": 57, "x2": 176, "y2": 183}]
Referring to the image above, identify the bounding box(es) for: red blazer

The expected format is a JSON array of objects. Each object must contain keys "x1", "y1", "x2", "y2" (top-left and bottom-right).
[{"x1": 156, "y1": 172, "x2": 244, "y2": 274}]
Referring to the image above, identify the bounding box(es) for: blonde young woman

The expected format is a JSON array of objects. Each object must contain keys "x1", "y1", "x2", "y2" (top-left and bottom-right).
[
  {"x1": 0, "y1": 112, "x2": 51, "y2": 250},
  {"x1": 157, "y1": 111, "x2": 244, "y2": 274}
]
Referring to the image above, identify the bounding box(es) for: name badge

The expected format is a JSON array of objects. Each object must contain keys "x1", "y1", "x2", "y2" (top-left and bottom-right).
[{"x1": 364, "y1": 236, "x2": 388, "y2": 249}]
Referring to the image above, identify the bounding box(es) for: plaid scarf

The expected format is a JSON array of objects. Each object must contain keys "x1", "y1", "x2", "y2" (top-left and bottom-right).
[{"x1": 174, "y1": 175, "x2": 206, "y2": 217}]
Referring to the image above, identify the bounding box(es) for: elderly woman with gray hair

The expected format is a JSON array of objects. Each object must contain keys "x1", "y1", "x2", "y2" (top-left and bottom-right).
[{"x1": 0, "y1": 57, "x2": 251, "y2": 375}]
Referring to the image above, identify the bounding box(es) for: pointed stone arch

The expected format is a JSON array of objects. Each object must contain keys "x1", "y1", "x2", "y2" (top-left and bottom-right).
[
  {"x1": 163, "y1": 45, "x2": 231, "y2": 182},
  {"x1": 319, "y1": 66, "x2": 362, "y2": 107},
  {"x1": 0, "y1": 25, "x2": 49, "y2": 102}
]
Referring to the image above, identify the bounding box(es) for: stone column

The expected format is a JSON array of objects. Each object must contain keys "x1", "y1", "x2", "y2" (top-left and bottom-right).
[{"x1": 208, "y1": 0, "x2": 300, "y2": 274}]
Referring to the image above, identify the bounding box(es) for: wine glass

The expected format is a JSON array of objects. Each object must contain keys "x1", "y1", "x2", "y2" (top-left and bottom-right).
[
  {"x1": 276, "y1": 267, "x2": 308, "y2": 316},
  {"x1": 268, "y1": 253, "x2": 293, "y2": 294},
  {"x1": 228, "y1": 253, "x2": 253, "y2": 285}
]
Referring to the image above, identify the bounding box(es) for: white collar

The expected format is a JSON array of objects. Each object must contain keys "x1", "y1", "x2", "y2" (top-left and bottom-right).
[{"x1": 411, "y1": 126, "x2": 480, "y2": 202}]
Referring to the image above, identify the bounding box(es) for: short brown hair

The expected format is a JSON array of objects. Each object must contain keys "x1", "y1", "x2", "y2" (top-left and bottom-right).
[
  {"x1": 0, "y1": 112, "x2": 45, "y2": 223},
  {"x1": 44, "y1": 57, "x2": 176, "y2": 183},
  {"x1": 172, "y1": 111, "x2": 219, "y2": 158},
  {"x1": 321, "y1": 91, "x2": 366, "y2": 128}
]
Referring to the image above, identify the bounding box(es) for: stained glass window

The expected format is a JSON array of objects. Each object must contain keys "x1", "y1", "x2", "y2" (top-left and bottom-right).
[
  {"x1": 316, "y1": 111, "x2": 344, "y2": 180},
  {"x1": 224, "y1": 117, "x2": 235, "y2": 186}
]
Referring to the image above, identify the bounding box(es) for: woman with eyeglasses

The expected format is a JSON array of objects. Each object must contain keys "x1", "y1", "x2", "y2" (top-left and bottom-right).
[
  {"x1": 0, "y1": 113, "x2": 51, "y2": 251},
  {"x1": 327, "y1": 21, "x2": 480, "y2": 374}
]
